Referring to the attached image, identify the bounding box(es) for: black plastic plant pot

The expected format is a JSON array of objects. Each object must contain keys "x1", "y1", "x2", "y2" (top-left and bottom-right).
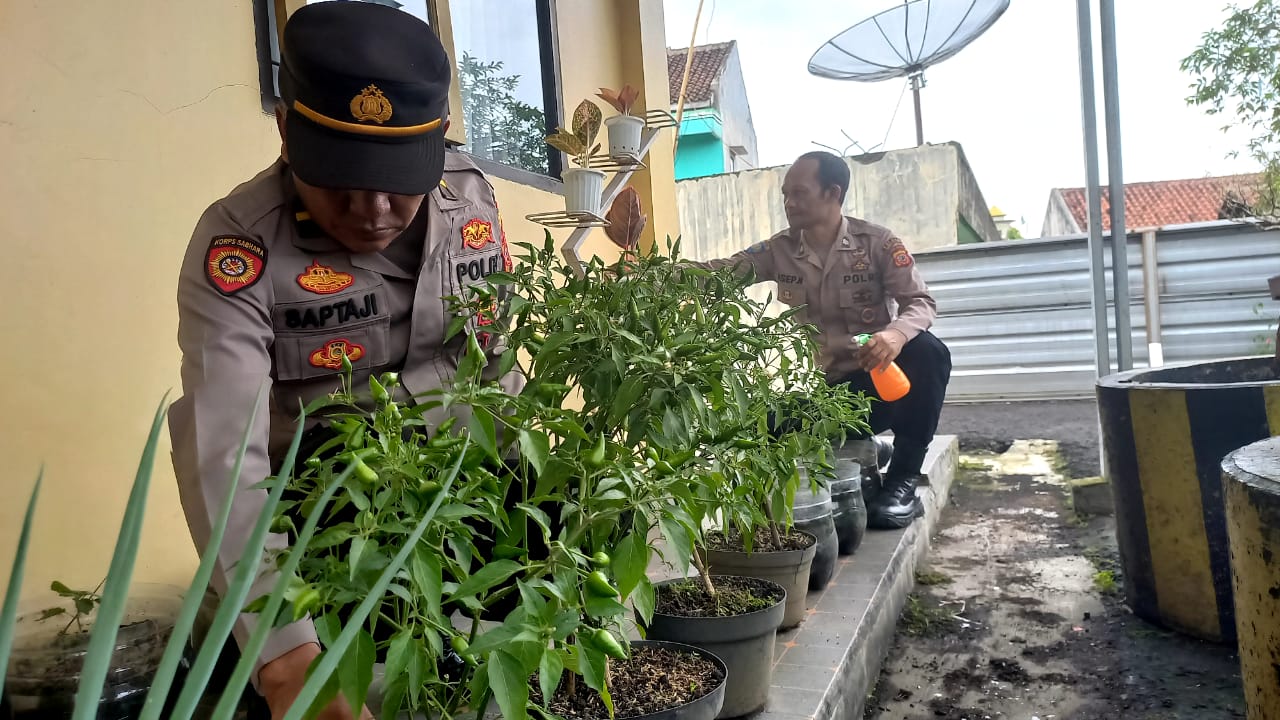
[
  {"x1": 792, "y1": 474, "x2": 838, "y2": 591},
  {"x1": 642, "y1": 576, "x2": 786, "y2": 719},
  {"x1": 829, "y1": 457, "x2": 868, "y2": 556},
  {"x1": 611, "y1": 640, "x2": 728, "y2": 720},
  {"x1": 704, "y1": 530, "x2": 816, "y2": 630}
]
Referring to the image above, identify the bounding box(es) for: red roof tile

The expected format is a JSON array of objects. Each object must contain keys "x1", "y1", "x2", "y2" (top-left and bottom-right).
[
  {"x1": 667, "y1": 41, "x2": 735, "y2": 107},
  {"x1": 1057, "y1": 173, "x2": 1263, "y2": 231}
]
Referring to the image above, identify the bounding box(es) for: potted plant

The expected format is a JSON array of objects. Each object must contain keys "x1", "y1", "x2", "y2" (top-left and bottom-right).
[
  {"x1": 455, "y1": 189, "x2": 867, "y2": 718},
  {"x1": 4, "y1": 581, "x2": 183, "y2": 719},
  {"x1": 597, "y1": 85, "x2": 644, "y2": 158},
  {"x1": 547, "y1": 99, "x2": 606, "y2": 216}
]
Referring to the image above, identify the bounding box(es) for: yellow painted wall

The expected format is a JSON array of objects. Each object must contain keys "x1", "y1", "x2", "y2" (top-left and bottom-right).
[{"x1": 0, "y1": 0, "x2": 676, "y2": 598}]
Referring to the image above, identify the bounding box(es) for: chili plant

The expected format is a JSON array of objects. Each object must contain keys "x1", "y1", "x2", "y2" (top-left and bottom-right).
[{"x1": 445, "y1": 228, "x2": 870, "y2": 715}]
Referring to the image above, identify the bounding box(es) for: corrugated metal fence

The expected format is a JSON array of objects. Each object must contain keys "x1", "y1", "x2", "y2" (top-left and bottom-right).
[{"x1": 916, "y1": 221, "x2": 1280, "y2": 402}]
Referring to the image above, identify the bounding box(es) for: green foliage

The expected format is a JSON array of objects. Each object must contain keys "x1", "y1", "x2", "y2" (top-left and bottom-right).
[
  {"x1": 1181, "y1": 0, "x2": 1280, "y2": 218},
  {"x1": 38, "y1": 580, "x2": 103, "y2": 635},
  {"x1": 458, "y1": 53, "x2": 550, "y2": 175}
]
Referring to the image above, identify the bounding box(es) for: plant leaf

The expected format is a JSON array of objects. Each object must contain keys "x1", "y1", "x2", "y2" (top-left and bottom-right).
[
  {"x1": 469, "y1": 407, "x2": 500, "y2": 462},
  {"x1": 604, "y1": 186, "x2": 647, "y2": 250},
  {"x1": 0, "y1": 472, "x2": 41, "y2": 685},
  {"x1": 579, "y1": 643, "x2": 613, "y2": 716},
  {"x1": 633, "y1": 576, "x2": 656, "y2": 627},
  {"x1": 338, "y1": 630, "x2": 376, "y2": 717},
  {"x1": 539, "y1": 646, "x2": 564, "y2": 705},
  {"x1": 518, "y1": 428, "x2": 550, "y2": 477},
  {"x1": 611, "y1": 532, "x2": 649, "y2": 598},
  {"x1": 660, "y1": 515, "x2": 693, "y2": 575},
  {"x1": 571, "y1": 99, "x2": 603, "y2": 147},
  {"x1": 547, "y1": 132, "x2": 585, "y2": 157},
  {"x1": 487, "y1": 649, "x2": 530, "y2": 720},
  {"x1": 447, "y1": 559, "x2": 523, "y2": 602},
  {"x1": 73, "y1": 396, "x2": 169, "y2": 720}
]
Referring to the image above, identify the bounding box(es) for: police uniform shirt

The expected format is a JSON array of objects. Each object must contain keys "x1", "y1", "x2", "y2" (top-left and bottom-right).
[
  {"x1": 167, "y1": 152, "x2": 521, "y2": 678},
  {"x1": 694, "y1": 216, "x2": 937, "y2": 378}
]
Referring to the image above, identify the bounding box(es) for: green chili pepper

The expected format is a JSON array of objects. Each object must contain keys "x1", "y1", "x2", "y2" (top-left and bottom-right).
[
  {"x1": 350, "y1": 457, "x2": 378, "y2": 485},
  {"x1": 591, "y1": 551, "x2": 611, "y2": 569},
  {"x1": 370, "y1": 375, "x2": 389, "y2": 405},
  {"x1": 587, "y1": 435, "x2": 607, "y2": 468},
  {"x1": 586, "y1": 628, "x2": 627, "y2": 660},
  {"x1": 585, "y1": 570, "x2": 618, "y2": 599},
  {"x1": 292, "y1": 588, "x2": 321, "y2": 622}
]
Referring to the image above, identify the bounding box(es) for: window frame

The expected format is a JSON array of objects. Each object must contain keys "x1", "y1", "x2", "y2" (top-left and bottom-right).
[{"x1": 254, "y1": 0, "x2": 564, "y2": 184}]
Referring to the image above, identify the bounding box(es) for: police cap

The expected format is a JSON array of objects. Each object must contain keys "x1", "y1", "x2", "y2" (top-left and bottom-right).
[{"x1": 279, "y1": 1, "x2": 451, "y2": 195}]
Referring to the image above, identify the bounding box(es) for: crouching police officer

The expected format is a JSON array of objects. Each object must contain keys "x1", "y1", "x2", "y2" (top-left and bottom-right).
[
  {"x1": 168, "y1": 4, "x2": 520, "y2": 718},
  {"x1": 611, "y1": 151, "x2": 951, "y2": 529}
]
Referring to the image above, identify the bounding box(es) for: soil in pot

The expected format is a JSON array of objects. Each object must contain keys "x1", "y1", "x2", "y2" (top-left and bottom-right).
[
  {"x1": 704, "y1": 528, "x2": 817, "y2": 630},
  {"x1": 646, "y1": 576, "x2": 787, "y2": 719},
  {"x1": 531, "y1": 642, "x2": 726, "y2": 720}
]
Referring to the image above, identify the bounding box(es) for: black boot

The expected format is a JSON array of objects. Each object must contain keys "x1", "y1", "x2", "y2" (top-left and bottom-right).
[
  {"x1": 868, "y1": 442, "x2": 927, "y2": 529},
  {"x1": 866, "y1": 473, "x2": 924, "y2": 529}
]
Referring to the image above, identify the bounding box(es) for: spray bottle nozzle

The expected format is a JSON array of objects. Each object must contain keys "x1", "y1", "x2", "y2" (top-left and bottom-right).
[{"x1": 854, "y1": 334, "x2": 872, "y2": 347}]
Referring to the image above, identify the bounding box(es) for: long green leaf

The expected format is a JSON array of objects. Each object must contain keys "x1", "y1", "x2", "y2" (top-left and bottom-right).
[
  {"x1": 139, "y1": 385, "x2": 267, "y2": 720},
  {"x1": 487, "y1": 649, "x2": 529, "y2": 720},
  {"x1": 0, "y1": 470, "x2": 42, "y2": 680},
  {"x1": 168, "y1": 394, "x2": 307, "y2": 718},
  {"x1": 209, "y1": 460, "x2": 353, "y2": 720},
  {"x1": 72, "y1": 396, "x2": 170, "y2": 720},
  {"x1": 282, "y1": 438, "x2": 470, "y2": 720}
]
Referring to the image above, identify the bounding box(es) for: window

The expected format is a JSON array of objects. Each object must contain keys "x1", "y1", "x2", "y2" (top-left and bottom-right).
[
  {"x1": 448, "y1": 0, "x2": 561, "y2": 178},
  {"x1": 256, "y1": 0, "x2": 562, "y2": 179}
]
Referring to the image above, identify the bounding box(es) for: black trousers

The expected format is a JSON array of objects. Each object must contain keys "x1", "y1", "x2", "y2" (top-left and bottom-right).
[{"x1": 830, "y1": 331, "x2": 952, "y2": 476}]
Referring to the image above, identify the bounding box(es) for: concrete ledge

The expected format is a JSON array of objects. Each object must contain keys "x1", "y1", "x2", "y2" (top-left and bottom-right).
[
  {"x1": 1070, "y1": 476, "x2": 1114, "y2": 516},
  {"x1": 757, "y1": 435, "x2": 959, "y2": 720}
]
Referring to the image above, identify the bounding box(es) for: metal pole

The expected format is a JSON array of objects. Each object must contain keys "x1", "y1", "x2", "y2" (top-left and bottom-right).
[
  {"x1": 1076, "y1": 0, "x2": 1110, "y2": 377},
  {"x1": 1099, "y1": 0, "x2": 1133, "y2": 370},
  {"x1": 1141, "y1": 230, "x2": 1163, "y2": 367},
  {"x1": 911, "y1": 73, "x2": 924, "y2": 146}
]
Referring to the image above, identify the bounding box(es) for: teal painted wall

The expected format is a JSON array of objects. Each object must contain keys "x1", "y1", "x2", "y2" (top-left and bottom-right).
[{"x1": 675, "y1": 134, "x2": 724, "y2": 180}]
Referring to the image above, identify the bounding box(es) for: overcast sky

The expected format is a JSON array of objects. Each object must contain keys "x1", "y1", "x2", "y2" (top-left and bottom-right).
[{"x1": 661, "y1": 0, "x2": 1258, "y2": 236}]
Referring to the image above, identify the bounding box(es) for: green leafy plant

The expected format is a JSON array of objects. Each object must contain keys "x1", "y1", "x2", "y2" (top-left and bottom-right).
[
  {"x1": 596, "y1": 85, "x2": 640, "y2": 116},
  {"x1": 1181, "y1": 0, "x2": 1280, "y2": 220},
  {"x1": 443, "y1": 215, "x2": 869, "y2": 712},
  {"x1": 546, "y1": 99, "x2": 603, "y2": 168},
  {"x1": 0, "y1": 392, "x2": 463, "y2": 720},
  {"x1": 36, "y1": 580, "x2": 104, "y2": 635}
]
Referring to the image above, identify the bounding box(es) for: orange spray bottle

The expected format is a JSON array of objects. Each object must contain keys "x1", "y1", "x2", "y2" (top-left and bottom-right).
[{"x1": 854, "y1": 334, "x2": 911, "y2": 401}]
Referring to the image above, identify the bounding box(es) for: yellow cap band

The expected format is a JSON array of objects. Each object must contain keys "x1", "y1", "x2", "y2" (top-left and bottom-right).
[{"x1": 293, "y1": 100, "x2": 442, "y2": 137}]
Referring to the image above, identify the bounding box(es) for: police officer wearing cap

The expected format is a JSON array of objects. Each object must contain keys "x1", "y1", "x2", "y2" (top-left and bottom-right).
[
  {"x1": 168, "y1": 3, "x2": 520, "y2": 718},
  {"x1": 612, "y1": 150, "x2": 952, "y2": 529}
]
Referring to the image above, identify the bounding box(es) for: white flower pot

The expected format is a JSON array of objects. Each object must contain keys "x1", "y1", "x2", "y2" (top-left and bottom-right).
[
  {"x1": 562, "y1": 167, "x2": 606, "y2": 216},
  {"x1": 605, "y1": 114, "x2": 646, "y2": 158}
]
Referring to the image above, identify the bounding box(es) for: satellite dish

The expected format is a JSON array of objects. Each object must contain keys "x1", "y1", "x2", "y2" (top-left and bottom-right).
[{"x1": 808, "y1": 0, "x2": 1009, "y2": 146}]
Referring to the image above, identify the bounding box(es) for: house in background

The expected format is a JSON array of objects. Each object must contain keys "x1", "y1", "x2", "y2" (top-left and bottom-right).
[
  {"x1": 667, "y1": 41, "x2": 759, "y2": 180},
  {"x1": 1042, "y1": 173, "x2": 1263, "y2": 236}
]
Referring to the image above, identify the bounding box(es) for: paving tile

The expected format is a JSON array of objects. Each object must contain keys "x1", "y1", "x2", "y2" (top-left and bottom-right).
[
  {"x1": 820, "y1": 582, "x2": 879, "y2": 600},
  {"x1": 814, "y1": 593, "x2": 870, "y2": 618},
  {"x1": 771, "y1": 662, "x2": 836, "y2": 692},
  {"x1": 763, "y1": 687, "x2": 826, "y2": 716}
]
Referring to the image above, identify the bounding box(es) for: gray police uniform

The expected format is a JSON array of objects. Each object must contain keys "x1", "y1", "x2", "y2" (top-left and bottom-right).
[
  {"x1": 168, "y1": 152, "x2": 521, "y2": 679},
  {"x1": 692, "y1": 216, "x2": 937, "y2": 378}
]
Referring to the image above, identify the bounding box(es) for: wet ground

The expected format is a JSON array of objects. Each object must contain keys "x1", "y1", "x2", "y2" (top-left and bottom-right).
[
  {"x1": 939, "y1": 400, "x2": 1102, "y2": 479},
  {"x1": 864, "y1": 436, "x2": 1247, "y2": 720}
]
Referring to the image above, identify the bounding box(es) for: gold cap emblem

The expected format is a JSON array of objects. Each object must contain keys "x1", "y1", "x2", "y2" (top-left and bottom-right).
[{"x1": 350, "y1": 84, "x2": 393, "y2": 124}]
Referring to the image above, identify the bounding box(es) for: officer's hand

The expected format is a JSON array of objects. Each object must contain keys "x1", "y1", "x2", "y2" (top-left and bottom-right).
[
  {"x1": 858, "y1": 331, "x2": 906, "y2": 372},
  {"x1": 260, "y1": 643, "x2": 374, "y2": 720}
]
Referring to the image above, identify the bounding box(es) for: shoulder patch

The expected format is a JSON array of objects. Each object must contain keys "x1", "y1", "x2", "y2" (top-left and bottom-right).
[
  {"x1": 206, "y1": 235, "x2": 267, "y2": 296},
  {"x1": 745, "y1": 240, "x2": 771, "y2": 255},
  {"x1": 891, "y1": 242, "x2": 913, "y2": 268}
]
